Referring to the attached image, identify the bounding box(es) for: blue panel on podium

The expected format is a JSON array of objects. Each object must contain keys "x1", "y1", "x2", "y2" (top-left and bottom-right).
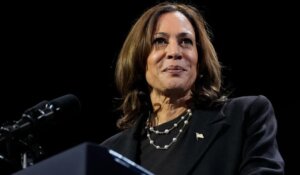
[{"x1": 13, "y1": 142, "x2": 154, "y2": 175}]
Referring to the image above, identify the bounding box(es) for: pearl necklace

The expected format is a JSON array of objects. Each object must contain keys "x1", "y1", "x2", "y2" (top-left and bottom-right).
[{"x1": 145, "y1": 109, "x2": 192, "y2": 150}]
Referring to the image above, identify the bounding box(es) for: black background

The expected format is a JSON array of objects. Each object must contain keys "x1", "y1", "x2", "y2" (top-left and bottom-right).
[{"x1": 1, "y1": 0, "x2": 298, "y2": 174}]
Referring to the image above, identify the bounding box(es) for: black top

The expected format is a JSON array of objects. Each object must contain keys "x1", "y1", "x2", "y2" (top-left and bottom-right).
[
  {"x1": 101, "y1": 96, "x2": 285, "y2": 175},
  {"x1": 140, "y1": 112, "x2": 192, "y2": 175}
]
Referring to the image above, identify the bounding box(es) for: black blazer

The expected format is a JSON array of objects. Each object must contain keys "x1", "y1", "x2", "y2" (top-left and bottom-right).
[{"x1": 101, "y1": 95, "x2": 285, "y2": 175}]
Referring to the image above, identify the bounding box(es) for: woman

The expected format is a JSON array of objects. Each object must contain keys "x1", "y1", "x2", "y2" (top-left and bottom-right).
[{"x1": 101, "y1": 2, "x2": 284, "y2": 175}]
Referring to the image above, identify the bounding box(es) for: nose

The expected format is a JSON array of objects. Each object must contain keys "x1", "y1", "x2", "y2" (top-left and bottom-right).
[{"x1": 166, "y1": 41, "x2": 182, "y2": 59}]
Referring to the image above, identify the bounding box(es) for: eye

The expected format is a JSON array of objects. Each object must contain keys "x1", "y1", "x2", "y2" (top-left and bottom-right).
[
  {"x1": 180, "y1": 38, "x2": 193, "y2": 47},
  {"x1": 152, "y1": 37, "x2": 168, "y2": 46}
]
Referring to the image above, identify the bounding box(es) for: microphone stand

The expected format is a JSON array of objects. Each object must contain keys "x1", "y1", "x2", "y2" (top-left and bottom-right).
[
  {"x1": 0, "y1": 106, "x2": 51, "y2": 174},
  {"x1": 0, "y1": 127, "x2": 46, "y2": 173},
  {"x1": 18, "y1": 133, "x2": 45, "y2": 169},
  {"x1": 0, "y1": 94, "x2": 80, "y2": 174}
]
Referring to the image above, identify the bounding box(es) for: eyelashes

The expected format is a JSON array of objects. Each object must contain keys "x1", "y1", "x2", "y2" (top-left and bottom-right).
[
  {"x1": 181, "y1": 38, "x2": 193, "y2": 46},
  {"x1": 152, "y1": 37, "x2": 168, "y2": 46},
  {"x1": 152, "y1": 37, "x2": 194, "y2": 49}
]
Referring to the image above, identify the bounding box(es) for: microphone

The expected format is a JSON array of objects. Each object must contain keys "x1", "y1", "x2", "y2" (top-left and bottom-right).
[{"x1": 0, "y1": 94, "x2": 81, "y2": 143}]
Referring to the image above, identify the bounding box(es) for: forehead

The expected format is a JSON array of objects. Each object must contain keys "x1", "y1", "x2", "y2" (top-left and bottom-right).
[{"x1": 154, "y1": 11, "x2": 195, "y2": 35}]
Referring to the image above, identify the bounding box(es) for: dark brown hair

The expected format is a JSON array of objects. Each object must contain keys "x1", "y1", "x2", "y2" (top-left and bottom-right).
[{"x1": 115, "y1": 2, "x2": 224, "y2": 129}]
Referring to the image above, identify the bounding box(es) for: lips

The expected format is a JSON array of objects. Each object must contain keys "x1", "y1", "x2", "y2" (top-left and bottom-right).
[{"x1": 163, "y1": 65, "x2": 186, "y2": 72}]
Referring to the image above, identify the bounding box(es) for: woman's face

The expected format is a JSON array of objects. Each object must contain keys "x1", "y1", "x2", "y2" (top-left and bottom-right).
[{"x1": 146, "y1": 11, "x2": 198, "y2": 96}]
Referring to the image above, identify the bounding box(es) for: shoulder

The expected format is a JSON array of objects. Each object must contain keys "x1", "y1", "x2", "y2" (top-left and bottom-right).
[
  {"x1": 100, "y1": 129, "x2": 132, "y2": 148},
  {"x1": 227, "y1": 95, "x2": 271, "y2": 107},
  {"x1": 222, "y1": 95, "x2": 276, "y2": 125},
  {"x1": 100, "y1": 132, "x2": 123, "y2": 147},
  {"x1": 223, "y1": 96, "x2": 284, "y2": 173},
  {"x1": 224, "y1": 95, "x2": 273, "y2": 113}
]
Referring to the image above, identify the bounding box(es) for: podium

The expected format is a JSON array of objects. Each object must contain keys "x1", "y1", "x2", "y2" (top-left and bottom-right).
[{"x1": 12, "y1": 142, "x2": 154, "y2": 175}]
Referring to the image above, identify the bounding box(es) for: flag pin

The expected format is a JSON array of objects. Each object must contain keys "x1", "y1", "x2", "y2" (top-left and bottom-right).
[{"x1": 196, "y1": 132, "x2": 204, "y2": 140}]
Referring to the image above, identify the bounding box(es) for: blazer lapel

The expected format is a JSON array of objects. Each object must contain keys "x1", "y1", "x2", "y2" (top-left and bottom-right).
[
  {"x1": 178, "y1": 109, "x2": 230, "y2": 175},
  {"x1": 119, "y1": 112, "x2": 148, "y2": 162}
]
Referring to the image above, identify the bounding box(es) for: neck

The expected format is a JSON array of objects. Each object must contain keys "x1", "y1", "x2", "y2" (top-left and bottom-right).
[{"x1": 149, "y1": 89, "x2": 192, "y2": 126}]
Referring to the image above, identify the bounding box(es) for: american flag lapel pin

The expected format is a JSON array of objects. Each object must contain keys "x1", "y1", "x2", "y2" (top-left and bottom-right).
[{"x1": 196, "y1": 132, "x2": 204, "y2": 140}]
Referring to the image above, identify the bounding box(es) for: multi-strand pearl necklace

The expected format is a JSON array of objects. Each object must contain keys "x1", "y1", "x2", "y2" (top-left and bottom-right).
[{"x1": 145, "y1": 109, "x2": 192, "y2": 150}]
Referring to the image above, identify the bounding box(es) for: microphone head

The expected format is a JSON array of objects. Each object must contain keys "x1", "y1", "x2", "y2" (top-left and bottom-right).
[
  {"x1": 21, "y1": 94, "x2": 81, "y2": 123},
  {"x1": 49, "y1": 94, "x2": 81, "y2": 119}
]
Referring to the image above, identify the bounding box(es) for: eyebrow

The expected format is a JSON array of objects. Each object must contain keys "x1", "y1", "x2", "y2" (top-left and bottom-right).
[{"x1": 154, "y1": 32, "x2": 194, "y2": 38}]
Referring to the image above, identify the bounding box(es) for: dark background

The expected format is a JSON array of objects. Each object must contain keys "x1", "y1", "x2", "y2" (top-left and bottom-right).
[{"x1": 1, "y1": 0, "x2": 298, "y2": 174}]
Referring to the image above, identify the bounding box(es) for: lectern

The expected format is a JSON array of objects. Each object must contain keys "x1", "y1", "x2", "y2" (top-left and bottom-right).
[{"x1": 13, "y1": 142, "x2": 154, "y2": 175}]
